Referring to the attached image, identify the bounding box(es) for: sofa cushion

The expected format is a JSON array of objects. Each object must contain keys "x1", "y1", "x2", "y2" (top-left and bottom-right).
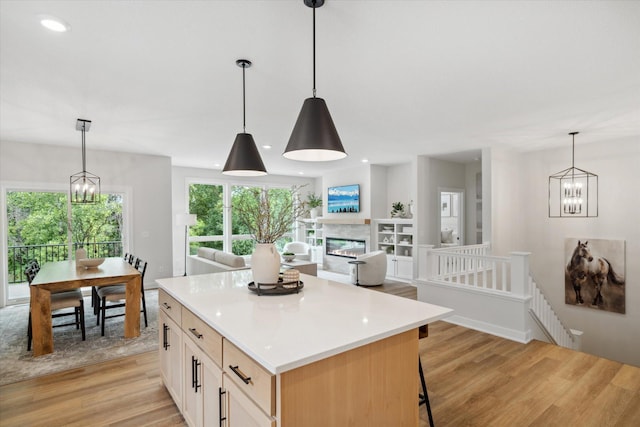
[
  {"x1": 197, "y1": 247, "x2": 218, "y2": 261},
  {"x1": 214, "y1": 251, "x2": 246, "y2": 268}
]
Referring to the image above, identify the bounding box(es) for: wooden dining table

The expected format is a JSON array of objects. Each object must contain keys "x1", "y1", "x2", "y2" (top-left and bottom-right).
[{"x1": 30, "y1": 257, "x2": 141, "y2": 356}]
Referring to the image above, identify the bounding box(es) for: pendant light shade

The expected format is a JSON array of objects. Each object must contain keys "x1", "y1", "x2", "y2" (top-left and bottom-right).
[
  {"x1": 285, "y1": 97, "x2": 345, "y2": 161},
  {"x1": 70, "y1": 118, "x2": 101, "y2": 204},
  {"x1": 223, "y1": 132, "x2": 267, "y2": 176},
  {"x1": 283, "y1": 0, "x2": 347, "y2": 162},
  {"x1": 222, "y1": 59, "x2": 267, "y2": 176},
  {"x1": 548, "y1": 132, "x2": 598, "y2": 217}
]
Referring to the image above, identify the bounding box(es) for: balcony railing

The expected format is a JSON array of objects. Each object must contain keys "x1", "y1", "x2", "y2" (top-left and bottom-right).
[{"x1": 7, "y1": 242, "x2": 123, "y2": 284}]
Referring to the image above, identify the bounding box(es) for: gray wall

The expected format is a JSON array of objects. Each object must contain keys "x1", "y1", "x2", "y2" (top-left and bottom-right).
[{"x1": 0, "y1": 140, "x2": 172, "y2": 304}]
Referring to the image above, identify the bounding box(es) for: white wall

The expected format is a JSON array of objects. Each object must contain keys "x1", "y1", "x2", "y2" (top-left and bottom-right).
[
  {"x1": 0, "y1": 140, "x2": 173, "y2": 297},
  {"x1": 171, "y1": 166, "x2": 316, "y2": 276},
  {"x1": 321, "y1": 165, "x2": 373, "y2": 219},
  {"x1": 517, "y1": 137, "x2": 639, "y2": 366}
]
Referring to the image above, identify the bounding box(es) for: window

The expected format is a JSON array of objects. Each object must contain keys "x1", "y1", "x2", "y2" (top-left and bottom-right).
[
  {"x1": 5, "y1": 190, "x2": 124, "y2": 303},
  {"x1": 187, "y1": 183, "x2": 297, "y2": 257},
  {"x1": 188, "y1": 183, "x2": 224, "y2": 254}
]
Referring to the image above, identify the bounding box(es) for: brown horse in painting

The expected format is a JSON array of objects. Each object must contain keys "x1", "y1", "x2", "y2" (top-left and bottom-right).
[{"x1": 567, "y1": 240, "x2": 625, "y2": 306}]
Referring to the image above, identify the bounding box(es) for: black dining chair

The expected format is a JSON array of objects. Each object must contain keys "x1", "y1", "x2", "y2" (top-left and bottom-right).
[
  {"x1": 25, "y1": 260, "x2": 86, "y2": 351},
  {"x1": 95, "y1": 258, "x2": 148, "y2": 336}
]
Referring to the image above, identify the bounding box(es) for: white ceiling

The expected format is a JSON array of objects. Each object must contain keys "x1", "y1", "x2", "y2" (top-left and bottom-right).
[{"x1": 1, "y1": 0, "x2": 639, "y2": 177}]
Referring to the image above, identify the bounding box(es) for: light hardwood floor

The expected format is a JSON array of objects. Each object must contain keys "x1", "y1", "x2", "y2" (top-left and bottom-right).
[{"x1": 2, "y1": 283, "x2": 639, "y2": 426}]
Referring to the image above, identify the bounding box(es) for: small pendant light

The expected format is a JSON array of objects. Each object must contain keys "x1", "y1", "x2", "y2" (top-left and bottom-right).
[
  {"x1": 70, "y1": 118, "x2": 101, "y2": 203},
  {"x1": 222, "y1": 59, "x2": 267, "y2": 176},
  {"x1": 283, "y1": 0, "x2": 347, "y2": 162}
]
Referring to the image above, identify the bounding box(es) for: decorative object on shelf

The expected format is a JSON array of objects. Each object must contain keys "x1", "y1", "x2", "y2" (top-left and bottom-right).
[
  {"x1": 306, "y1": 192, "x2": 323, "y2": 218},
  {"x1": 283, "y1": 0, "x2": 346, "y2": 162},
  {"x1": 549, "y1": 132, "x2": 598, "y2": 217},
  {"x1": 222, "y1": 59, "x2": 267, "y2": 176},
  {"x1": 406, "y1": 200, "x2": 414, "y2": 219},
  {"x1": 390, "y1": 201, "x2": 405, "y2": 218},
  {"x1": 70, "y1": 119, "x2": 100, "y2": 204},
  {"x1": 176, "y1": 213, "x2": 197, "y2": 276},
  {"x1": 233, "y1": 186, "x2": 308, "y2": 283},
  {"x1": 282, "y1": 252, "x2": 296, "y2": 262}
]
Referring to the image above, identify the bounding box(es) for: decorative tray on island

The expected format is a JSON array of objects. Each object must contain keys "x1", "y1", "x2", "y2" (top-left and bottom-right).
[{"x1": 248, "y1": 279, "x2": 304, "y2": 296}]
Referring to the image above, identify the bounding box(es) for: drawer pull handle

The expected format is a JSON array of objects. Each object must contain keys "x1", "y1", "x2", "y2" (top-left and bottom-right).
[
  {"x1": 163, "y1": 302, "x2": 171, "y2": 310},
  {"x1": 229, "y1": 365, "x2": 251, "y2": 384},
  {"x1": 219, "y1": 387, "x2": 227, "y2": 426},
  {"x1": 189, "y1": 328, "x2": 203, "y2": 339}
]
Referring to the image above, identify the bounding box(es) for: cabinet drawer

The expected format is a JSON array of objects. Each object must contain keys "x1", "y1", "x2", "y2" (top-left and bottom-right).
[
  {"x1": 158, "y1": 289, "x2": 182, "y2": 324},
  {"x1": 182, "y1": 307, "x2": 223, "y2": 367},
  {"x1": 223, "y1": 339, "x2": 275, "y2": 417}
]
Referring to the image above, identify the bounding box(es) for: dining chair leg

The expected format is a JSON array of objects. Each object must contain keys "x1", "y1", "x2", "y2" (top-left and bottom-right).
[
  {"x1": 101, "y1": 297, "x2": 106, "y2": 336},
  {"x1": 141, "y1": 290, "x2": 148, "y2": 328},
  {"x1": 79, "y1": 300, "x2": 86, "y2": 341},
  {"x1": 27, "y1": 310, "x2": 32, "y2": 351}
]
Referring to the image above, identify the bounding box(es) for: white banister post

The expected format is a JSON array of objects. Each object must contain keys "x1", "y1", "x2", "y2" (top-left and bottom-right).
[
  {"x1": 510, "y1": 252, "x2": 531, "y2": 297},
  {"x1": 570, "y1": 329, "x2": 583, "y2": 351},
  {"x1": 421, "y1": 245, "x2": 436, "y2": 279},
  {"x1": 417, "y1": 245, "x2": 434, "y2": 281}
]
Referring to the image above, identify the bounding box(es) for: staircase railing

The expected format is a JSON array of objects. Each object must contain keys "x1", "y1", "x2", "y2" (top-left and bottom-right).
[{"x1": 418, "y1": 244, "x2": 581, "y2": 350}]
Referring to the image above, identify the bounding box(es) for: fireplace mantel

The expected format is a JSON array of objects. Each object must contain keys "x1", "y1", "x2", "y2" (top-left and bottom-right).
[{"x1": 317, "y1": 218, "x2": 371, "y2": 225}]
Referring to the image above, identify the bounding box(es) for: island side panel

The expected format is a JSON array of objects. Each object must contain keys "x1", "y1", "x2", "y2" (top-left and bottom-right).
[{"x1": 279, "y1": 329, "x2": 419, "y2": 426}]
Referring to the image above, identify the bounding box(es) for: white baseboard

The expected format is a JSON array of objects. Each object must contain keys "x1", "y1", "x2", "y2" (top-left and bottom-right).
[{"x1": 443, "y1": 314, "x2": 532, "y2": 344}]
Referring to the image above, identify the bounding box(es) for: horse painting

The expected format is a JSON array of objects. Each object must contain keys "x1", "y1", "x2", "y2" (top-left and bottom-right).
[{"x1": 566, "y1": 239, "x2": 626, "y2": 313}]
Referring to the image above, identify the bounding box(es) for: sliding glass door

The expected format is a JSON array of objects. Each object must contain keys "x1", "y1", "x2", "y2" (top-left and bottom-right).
[{"x1": 4, "y1": 189, "x2": 125, "y2": 304}]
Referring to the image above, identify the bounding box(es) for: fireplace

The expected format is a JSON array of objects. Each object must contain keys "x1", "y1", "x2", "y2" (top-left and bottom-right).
[{"x1": 326, "y1": 237, "x2": 366, "y2": 259}]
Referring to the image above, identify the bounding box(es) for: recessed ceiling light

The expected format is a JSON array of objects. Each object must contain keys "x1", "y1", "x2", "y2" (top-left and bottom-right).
[
  {"x1": 298, "y1": 171, "x2": 304, "y2": 175},
  {"x1": 262, "y1": 145, "x2": 272, "y2": 150},
  {"x1": 361, "y1": 158, "x2": 369, "y2": 163},
  {"x1": 213, "y1": 163, "x2": 221, "y2": 168},
  {"x1": 39, "y1": 15, "x2": 71, "y2": 33}
]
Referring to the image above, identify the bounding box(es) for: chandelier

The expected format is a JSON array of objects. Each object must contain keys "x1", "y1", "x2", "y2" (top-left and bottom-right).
[{"x1": 70, "y1": 119, "x2": 101, "y2": 204}]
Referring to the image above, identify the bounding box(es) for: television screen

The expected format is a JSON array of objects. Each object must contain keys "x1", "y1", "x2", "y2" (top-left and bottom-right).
[{"x1": 327, "y1": 184, "x2": 360, "y2": 213}]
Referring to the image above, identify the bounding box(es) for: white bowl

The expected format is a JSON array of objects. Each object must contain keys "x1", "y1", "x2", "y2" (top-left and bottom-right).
[
  {"x1": 282, "y1": 255, "x2": 296, "y2": 262},
  {"x1": 77, "y1": 257, "x2": 105, "y2": 268}
]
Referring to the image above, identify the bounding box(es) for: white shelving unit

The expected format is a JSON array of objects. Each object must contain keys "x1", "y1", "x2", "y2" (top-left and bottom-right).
[
  {"x1": 373, "y1": 219, "x2": 414, "y2": 281},
  {"x1": 301, "y1": 219, "x2": 323, "y2": 264}
]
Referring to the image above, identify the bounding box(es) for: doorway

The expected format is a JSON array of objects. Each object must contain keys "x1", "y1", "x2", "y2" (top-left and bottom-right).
[{"x1": 439, "y1": 189, "x2": 464, "y2": 247}]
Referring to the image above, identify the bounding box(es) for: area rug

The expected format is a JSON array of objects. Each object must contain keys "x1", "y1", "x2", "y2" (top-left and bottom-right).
[{"x1": 0, "y1": 289, "x2": 158, "y2": 386}]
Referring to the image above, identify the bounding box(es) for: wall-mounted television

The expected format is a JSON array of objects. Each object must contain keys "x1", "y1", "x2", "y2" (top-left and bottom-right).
[{"x1": 327, "y1": 184, "x2": 360, "y2": 213}]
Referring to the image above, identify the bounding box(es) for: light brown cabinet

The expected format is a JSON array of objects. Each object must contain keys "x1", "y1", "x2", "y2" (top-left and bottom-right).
[
  {"x1": 159, "y1": 289, "x2": 272, "y2": 427},
  {"x1": 159, "y1": 294, "x2": 182, "y2": 405}
]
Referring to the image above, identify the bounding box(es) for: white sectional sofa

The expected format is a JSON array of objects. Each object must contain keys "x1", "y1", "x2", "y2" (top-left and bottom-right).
[{"x1": 187, "y1": 247, "x2": 249, "y2": 275}]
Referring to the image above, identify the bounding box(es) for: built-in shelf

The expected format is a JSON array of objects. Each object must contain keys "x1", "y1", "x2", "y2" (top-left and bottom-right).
[{"x1": 316, "y1": 218, "x2": 371, "y2": 225}]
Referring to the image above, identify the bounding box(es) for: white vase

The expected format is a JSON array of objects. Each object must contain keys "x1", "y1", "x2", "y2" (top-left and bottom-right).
[
  {"x1": 310, "y1": 207, "x2": 319, "y2": 219},
  {"x1": 251, "y1": 243, "x2": 281, "y2": 284}
]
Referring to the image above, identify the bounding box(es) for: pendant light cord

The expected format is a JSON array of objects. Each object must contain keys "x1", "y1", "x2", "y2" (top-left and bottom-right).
[
  {"x1": 81, "y1": 125, "x2": 87, "y2": 173},
  {"x1": 312, "y1": 4, "x2": 316, "y2": 98},
  {"x1": 242, "y1": 63, "x2": 246, "y2": 133}
]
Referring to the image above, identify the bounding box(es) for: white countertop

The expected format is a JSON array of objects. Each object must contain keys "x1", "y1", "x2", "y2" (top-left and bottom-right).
[{"x1": 156, "y1": 271, "x2": 453, "y2": 374}]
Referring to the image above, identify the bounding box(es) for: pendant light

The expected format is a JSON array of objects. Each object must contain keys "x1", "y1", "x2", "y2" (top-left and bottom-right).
[
  {"x1": 548, "y1": 132, "x2": 598, "y2": 217},
  {"x1": 283, "y1": 0, "x2": 347, "y2": 162},
  {"x1": 70, "y1": 118, "x2": 101, "y2": 204},
  {"x1": 222, "y1": 59, "x2": 267, "y2": 176}
]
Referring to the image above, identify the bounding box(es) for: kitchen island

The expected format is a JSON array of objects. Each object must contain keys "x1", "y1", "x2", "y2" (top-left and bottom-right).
[{"x1": 156, "y1": 270, "x2": 452, "y2": 427}]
